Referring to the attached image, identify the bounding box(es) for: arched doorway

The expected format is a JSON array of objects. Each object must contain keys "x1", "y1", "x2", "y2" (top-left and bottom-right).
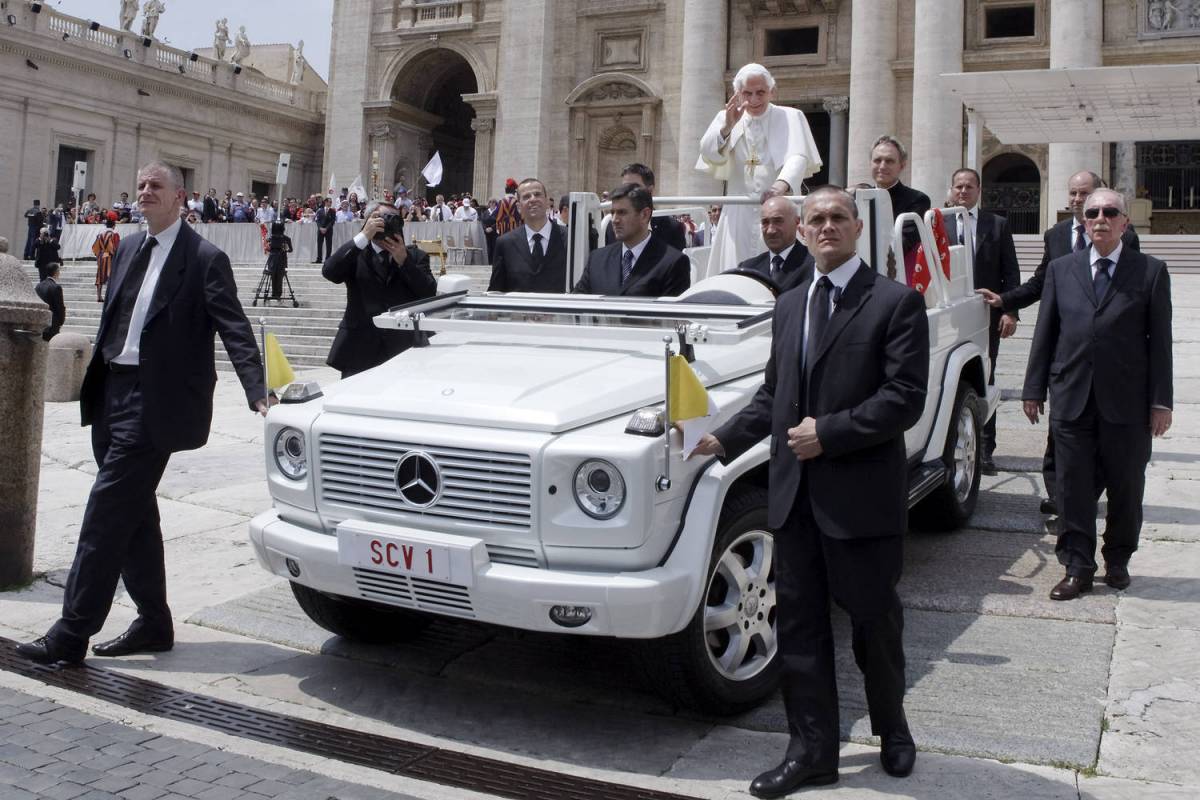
[
  {"x1": 982, "y1": 153, "x2": 1041, "y2": 234},
  {"x1": 390, "y1": 49, "x2": 478, "y2": 200}
]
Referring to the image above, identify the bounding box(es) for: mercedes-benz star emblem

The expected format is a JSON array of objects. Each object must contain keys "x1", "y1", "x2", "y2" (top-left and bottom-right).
[{"x1": 394, "y1": 451, "x2": 442, "y2": 509}]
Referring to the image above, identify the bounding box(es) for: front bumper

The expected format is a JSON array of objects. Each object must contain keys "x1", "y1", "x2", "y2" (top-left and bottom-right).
[{"x1": 249, "y1": 509, "x2": 695, "y2": 638}]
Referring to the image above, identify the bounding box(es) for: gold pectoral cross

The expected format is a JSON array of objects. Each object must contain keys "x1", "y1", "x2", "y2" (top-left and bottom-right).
[{"x1": 745, "y1": 153, "x2": 761, "y2": 167}]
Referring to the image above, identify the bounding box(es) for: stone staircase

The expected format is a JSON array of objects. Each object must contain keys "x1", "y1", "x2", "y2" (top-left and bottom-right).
[
  {"x1": 24, "y1": 260, "x2": 494, "y2": 371},
  {"x1": 1014, "y1": 233, "x2": 1200, "y2": 274}
]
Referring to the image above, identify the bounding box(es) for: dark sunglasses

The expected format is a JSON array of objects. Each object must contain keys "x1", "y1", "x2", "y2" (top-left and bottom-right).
[{"x1": 1083, "y1": 206, "x2": 1123, "y2": 220}]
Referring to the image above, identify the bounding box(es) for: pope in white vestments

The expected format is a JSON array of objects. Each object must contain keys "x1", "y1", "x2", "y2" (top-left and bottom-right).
[{"x1": 696, "y1": 63, "x2": 822, "y2": 276}]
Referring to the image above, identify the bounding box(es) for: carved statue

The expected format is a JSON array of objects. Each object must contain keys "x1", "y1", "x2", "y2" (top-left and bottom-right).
[
  {"x1": 290, "y1": 39, "x2": 305, "y2": 84},
  {"x1": 231, "y1": 25, "x2": 251, "y2": 66},
  {"x1": 119, "y1": 0, "x2": 139, "y2": 32},
  {"x1": 213, "y1": 18, "x2": 230, "y2": 61},
  {"x1": 140, "y1": 0, "x2": 165, "y2": 39}
]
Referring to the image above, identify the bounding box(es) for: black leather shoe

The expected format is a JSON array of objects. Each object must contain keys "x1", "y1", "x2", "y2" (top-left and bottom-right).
[
  {"x1": 1039, "y1": 498, "x2": 1057, "y2": 516},
  {"x1": 880, "y1": 729, "x2": 916, "y2": 777},
  {"x1": 748, "y1": 760, "x2": 838, "y2": 798},
  {"x1": 980, "y1": 456, "x2": 998, "y2": 476},
  {"x1": 92, "y1": 627, "x2": 174, "y2": 657},
  {"x1": 1104, "y1": 563, "x2": 1131, "y2": 590},
  {"x1": 15, "y1": 636, "x2": 85, "y2": 666},
  {"x1": 1050, "y1": 574, "x2": 1094, "y2": 601}
]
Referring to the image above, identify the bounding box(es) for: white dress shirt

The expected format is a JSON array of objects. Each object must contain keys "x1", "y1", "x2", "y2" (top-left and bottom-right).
[
  {"x1": 621, "y1": 231, "x2": 653, "y2": 268},
  {"x1": 1089, "y1": 241, "x2": 1122, "y2": 280},
  {"x1": 524, "y1": 220, "x2": 554, "y2": 256},
  {"x1": 801, "y1": 255, "x2": 861, "y2": 365},
  {"x1": 111, "y1": 218, "x2": 183, "y2": 365}
]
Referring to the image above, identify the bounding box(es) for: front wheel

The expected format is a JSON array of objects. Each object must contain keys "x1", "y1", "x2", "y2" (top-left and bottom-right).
[
  {"x1": 911, "y1": 381, "x2": 983, "y2": 531},
  {"x1": 639, "y1": 486, "x2": 779, "y2": 714},
  {"x1": 290, "y1": 582, "x2": 431, "y2": 644}
]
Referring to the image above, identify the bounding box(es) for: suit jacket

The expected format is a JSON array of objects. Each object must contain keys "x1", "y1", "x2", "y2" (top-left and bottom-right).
[
  {"x1": 79, "y1": 224, "x2": 266, "y2": 452},
  {"x1": 1002, "y1": 218, "x2": 1141, "y2": 312},
  {"x1": 947, "y1": 209, "x2": 1021, "y2": 310},
  {"x1": 1024, "y1": 247, "x2": 1171, "y2": 425},
  {"x1": 572, "y1": 235, "x2": 691, "y2": 297},
  {"x1": 315, "y1": 207, "x2": 335, "y2": 232},
  {"x1": 202, "y1": 196, "x2": 219, "y2": 223},
  {"x1": 323, "y1": 239, "x2": 438, "y2": 375},
  {"x1": 713, "y1": 264, "x2": 929, "y2": 534},
  {"x1": 604, "y1": 215, "x2": 688, "y2": 252},
  {"x1": 488, "y1": 224, "x2": 568, "y2": 293},
  {"x1": 33, "y1": 239, "x2": 61, "y2": 279},
  {"x1": 885, "y1": 181, "x2": 931, "y2": 252},
  {"x1": 35, "y1": 277, "x2": 65, "y2": 341},
  {"x1": 735, "y1": 244, "x2": 813, "y2": 294}
]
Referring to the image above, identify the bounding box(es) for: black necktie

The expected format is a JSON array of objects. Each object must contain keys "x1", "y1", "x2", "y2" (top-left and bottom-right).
[
  {"x1": 1093, "y1": 257, "x2": 1113, "y2": 302},
  {"x1": 102, "y1": 236, "x2": 157, "y2": 362},
  {"x1": 621, "y1": 250, "x2": 635, "y2": 285},
  {"x1": 530, "y1": 233, "x2": 545, "y2": 272},
  {"x1": 1073, "y1": 224, "x2": 1088, "y2": 252},
  {"x1": 771, "y1": 254, "x2": 784, "y2": 280}
]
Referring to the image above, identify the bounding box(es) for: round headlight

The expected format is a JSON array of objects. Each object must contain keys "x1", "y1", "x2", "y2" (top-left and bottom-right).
[
  {"x1": 573, "y1": 459, "x2": 625, "y2": 519},
  {"x1": 273, "y1": 427, "x2": 307, "y2": 480}
]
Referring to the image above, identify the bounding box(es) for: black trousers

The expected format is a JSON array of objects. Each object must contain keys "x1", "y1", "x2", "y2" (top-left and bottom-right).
[
  {"x1": 1052, "y1": 393, "x2": 1151, "y2": 575},
  {"x1": 316, "y1": 228, "x2": 333, "y2": 261},
  {"x1": 983, "y1": 308, "x2": 1001, "y2": 457},
  {"x1": 48, "y1": 369, "x2": 173, "y2": 649},
  {"x1": 774, "y1": 489, "x2": 907, "y2": 768}
]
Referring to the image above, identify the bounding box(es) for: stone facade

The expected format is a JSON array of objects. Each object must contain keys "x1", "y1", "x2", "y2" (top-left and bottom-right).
[
  {"x1": 0, "y1": 4, "x2": 326, "y2": 242},
  {"x1": 326, "y1": 0, "x2": 1200, "y2": 230}
]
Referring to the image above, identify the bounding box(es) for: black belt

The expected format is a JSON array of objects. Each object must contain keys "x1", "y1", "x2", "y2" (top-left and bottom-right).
[{"x1": 107, "y1": 362, "x2": 138, "y2": 374}]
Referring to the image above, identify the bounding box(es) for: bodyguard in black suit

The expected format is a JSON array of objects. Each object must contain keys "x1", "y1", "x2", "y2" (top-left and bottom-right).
[
  {"x1": 488, "y1": 178, "x2": 567, "y2": 293},
  {"x1": 18, "y1": 162, "x2": 269, "y2": 666},
  {"x1": 602, "y1": 163, "x2": 688, "y2": 252},
  {"x1": 1023, "y1": 190, "x2": 1172, "y2": 601},
  {"x1": 35, "y1": 266, "x2": 66, "y2": 341},
  {"x1": 314, "y1": 198, "x2": 336, "y2": 262},
  {"x1": 695, "y1": 187, "x2": 928, "y2": 796},
  {"x1": 979, "y1": 170, "x2": 1142, "y2": 512},
  {"x1": 573, "y1": 184, "x2": 690, "y2": 297},
  {"x1": 323, "y1": 201, "x2": 438, "y2": 378},
  {"x1": 947, "y1": 168, "x2": 1021, "y2": 472},
  {"x1": 733, "y1": 195, "x2": 812, "y2": 294}
]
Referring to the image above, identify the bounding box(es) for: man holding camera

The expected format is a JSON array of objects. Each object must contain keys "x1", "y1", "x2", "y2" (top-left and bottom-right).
[{"x1": 323, "y1": 201, "x2": 438, "y2": 378}]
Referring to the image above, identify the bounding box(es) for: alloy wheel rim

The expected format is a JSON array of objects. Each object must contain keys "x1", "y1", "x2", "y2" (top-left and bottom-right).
[
  {"x1": 703, "y1": 529, "x2": 777, "y2": 682},
  {"x1": 952, "y1": 402, "x2": 978, "y2": 503}
]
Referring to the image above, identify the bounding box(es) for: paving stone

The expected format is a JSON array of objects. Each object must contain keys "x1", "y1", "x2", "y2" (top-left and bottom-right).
[
  {"x1": 38, "y1": 781, "x2": 92, "y2": 800},
  {"x1": 116, "y1": 786, "x2": 168, "y2": 800},
  {"x1": 214, "y1": 772, "x2": 261, "y2": 790},
  {"x1": 164, "y1": 777, "x2": 211, "y2": 797}
]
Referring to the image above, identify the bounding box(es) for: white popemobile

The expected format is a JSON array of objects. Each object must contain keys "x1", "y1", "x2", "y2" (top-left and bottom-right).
[{"x1": 249, "y1": 190, "x2": 997, "y2": 714}]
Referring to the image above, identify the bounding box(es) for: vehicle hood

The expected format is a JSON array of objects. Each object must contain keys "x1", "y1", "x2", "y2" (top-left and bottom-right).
[{"x1": 320, "y1": 335, "x2": 768, "y2": 433}]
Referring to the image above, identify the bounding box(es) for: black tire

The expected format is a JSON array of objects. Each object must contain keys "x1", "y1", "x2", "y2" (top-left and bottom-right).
[
  {"x1": 290, "y1": 582, "x2": 431, "y2": 644},
  {"x1": 911, "y1": 381, "x2": 983, "y2": 531},
  {"x1": 639, "y1": 486, "x2": 779, "y2": 714}
]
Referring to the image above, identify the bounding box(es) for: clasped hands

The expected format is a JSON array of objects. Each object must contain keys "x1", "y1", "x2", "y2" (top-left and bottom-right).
[{"x1": 691, "y1": 417, "x2": 823, "y2": 461}]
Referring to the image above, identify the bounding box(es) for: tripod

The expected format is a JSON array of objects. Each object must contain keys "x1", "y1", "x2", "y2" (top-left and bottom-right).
[{"x1": 252, "y1": 263, "x2": 299, "y2": 307}]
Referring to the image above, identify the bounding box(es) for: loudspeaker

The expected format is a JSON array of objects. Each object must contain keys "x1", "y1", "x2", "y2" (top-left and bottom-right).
[
  {"x1": 71, "y1": 161, "x2": 88, "y2": 194},
  {"x1": 189, "y1": 52, "x2": 199, "y2": 61},
  {"x1": 141, "y1": 36, "x2": 152, "y2": 47},
  {"x1": 276, "y1": 153, "x2": 291, "y2": 185},
  {"x1": 29, "y1": 2, "x2": 41, "y2": 13},
  {"x1": 232, "y1": 65, "x2": 241, "y2": 75},
  {"x1": 88, "y1": 20, "x2": 100, "y2": 31}
]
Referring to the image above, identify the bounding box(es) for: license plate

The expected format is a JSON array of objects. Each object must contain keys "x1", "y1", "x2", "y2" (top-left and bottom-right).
[{"x1": 348, "y1": 534, "x2": 452, "y2": 582}]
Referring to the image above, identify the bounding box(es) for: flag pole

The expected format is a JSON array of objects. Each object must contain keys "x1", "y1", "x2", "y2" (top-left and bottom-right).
[
  {"x1": 657, "y1": 335, "x2": 673, "y2": 492},
  {"x1": 259, "y1": 316, "x2": 268, "y2": 411}
]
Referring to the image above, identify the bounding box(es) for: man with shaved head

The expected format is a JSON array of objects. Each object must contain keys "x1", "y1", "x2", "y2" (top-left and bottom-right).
[
  {"x1": 734, "y1": 195, "x2": 811, "y2": 293},
  {"x1": 1023, "y1": 188, "x2": 1172, "y2": 601},
  {"x1": 695, "y1": 185, "x2": 928, "y2": 795}
]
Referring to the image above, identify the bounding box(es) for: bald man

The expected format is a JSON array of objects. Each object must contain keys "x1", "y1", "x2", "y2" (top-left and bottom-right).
[{"x1": 733, "y1": 196, "x2": 812, "y2": 293}]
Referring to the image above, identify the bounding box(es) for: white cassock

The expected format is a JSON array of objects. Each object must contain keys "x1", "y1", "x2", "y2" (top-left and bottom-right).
[{"x1": 695, "y1": 103, "x2": 822, "y2": 276}]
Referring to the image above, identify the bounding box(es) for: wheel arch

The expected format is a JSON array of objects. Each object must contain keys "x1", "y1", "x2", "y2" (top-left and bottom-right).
[{"x1": 922, "y1": 343, "x2": 987, "y2": 464}]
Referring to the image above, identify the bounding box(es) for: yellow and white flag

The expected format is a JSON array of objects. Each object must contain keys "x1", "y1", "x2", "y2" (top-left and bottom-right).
[
  {"x1": 264, "y1": 333, "x2": 295, "y2": 391},
  {"x1": 668, "y1": 355, "x2": 719, "y2": 459}
]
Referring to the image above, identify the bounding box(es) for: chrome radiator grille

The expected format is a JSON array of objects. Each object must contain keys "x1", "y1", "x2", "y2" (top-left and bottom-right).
[{"x1": 319, "y1": 433, "x2": 533, "y2": 530}]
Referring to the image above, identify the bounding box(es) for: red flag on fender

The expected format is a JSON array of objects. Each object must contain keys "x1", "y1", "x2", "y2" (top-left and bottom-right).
[{"x1": 911, "y1": 208, "x2": 952, "y2": 293}]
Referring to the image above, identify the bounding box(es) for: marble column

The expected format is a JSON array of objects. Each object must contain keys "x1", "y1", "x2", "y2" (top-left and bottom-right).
[
  {"x1": 1113, "y1": 141, "x2": 1137, "y2": 200},
  {"x1": 367, "y1": 123, "x2": 395, "y2": 198},
  {"x1": 847, "y1": 0, "x2": 897, "y2": 187},
  {"x1": 323, "y1": 0, "x2": 374, "y2": 193},
  {"x1": 823, "y1": 96, "x2": 849, "y2": 187},
  {"x1": 910, "y1": 0, "x2": 963, "y2": 200},
  {"x1": 470, "y1": 117, "x2": 495, "y2": 201},
  {"x1": 676, "y1": 0, "x2": 726, "y2": 195},
  {"x1": 1047, "y1": 0, "x2": 1102, "y2": 216},
  {"x1": 492, "y1": 0, "x2": 556, "y2": 193}
]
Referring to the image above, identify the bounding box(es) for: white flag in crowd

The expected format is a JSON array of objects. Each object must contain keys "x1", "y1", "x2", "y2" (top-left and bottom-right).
[
  {"x1": 422, "y1": 152, "x2": 443, "y2": 188},
  {"x1": 325, "y1": 172, "x2": 337, "y2": 197},
  {"x1": 347, "y1": 175, "x2": 366, "y2": 201}
]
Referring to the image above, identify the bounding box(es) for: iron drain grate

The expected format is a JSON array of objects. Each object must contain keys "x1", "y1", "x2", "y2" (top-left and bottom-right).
[{"x1": 0, "y1": 637, "x2": 699, "y2": 800}]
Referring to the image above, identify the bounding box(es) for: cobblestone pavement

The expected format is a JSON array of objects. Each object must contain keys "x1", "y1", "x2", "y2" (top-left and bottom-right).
[{"x1": 0, "y1": 686, "x2": 419, "y2": 800}]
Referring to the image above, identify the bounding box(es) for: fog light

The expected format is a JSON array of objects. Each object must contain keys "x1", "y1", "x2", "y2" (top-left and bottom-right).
[
  {"x1": 548, "y1": 605, "x2": 592, "y2": 628},
  {"x1": 284, "y1": 558, "x2": 301, "y2": 577}
]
